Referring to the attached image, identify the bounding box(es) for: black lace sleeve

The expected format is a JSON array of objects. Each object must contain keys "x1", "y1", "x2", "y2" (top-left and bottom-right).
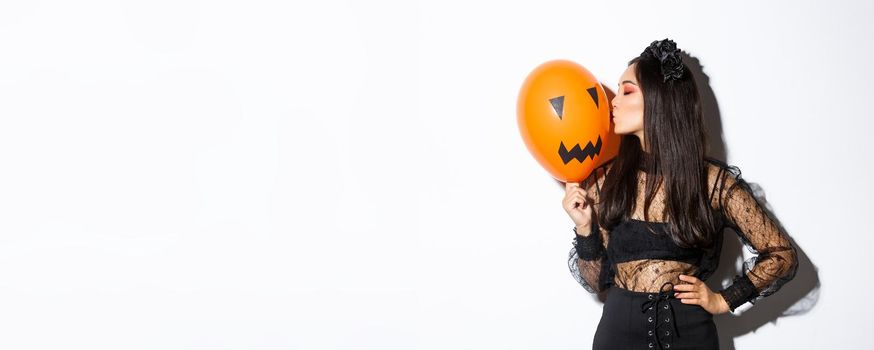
[
  {"x1": 715, "y1": 164, "x2": 799, "y2": 312},
  {"x1": 567, "y1": 162, "x2": 613, "y2": 294},
  {"x1": 568, "y1": 224, "x2": 608, "y2": 293}
]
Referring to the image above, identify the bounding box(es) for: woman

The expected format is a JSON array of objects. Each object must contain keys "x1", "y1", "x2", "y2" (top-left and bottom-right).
[{"x1": 563, "y1": 39, "x2": 798, "y2": 350}]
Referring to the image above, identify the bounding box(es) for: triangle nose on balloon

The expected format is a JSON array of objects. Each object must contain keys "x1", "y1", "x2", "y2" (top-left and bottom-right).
[{"x1": 549, "y1": 96, "x2": 564, "y2": 119}]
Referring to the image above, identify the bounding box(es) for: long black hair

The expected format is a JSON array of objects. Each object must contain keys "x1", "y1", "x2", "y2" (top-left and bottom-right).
[{"x1": 598, "y1": 44, "x2": 719, "y2": 249}]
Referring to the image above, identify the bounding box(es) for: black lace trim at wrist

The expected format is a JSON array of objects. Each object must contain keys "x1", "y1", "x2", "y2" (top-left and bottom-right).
[
  {"x1": 718, "y1": 274, "x2": 758, "y2": 312},
  {"x1": 573, "y1": 226, "x2": 604, "y2": 260}
]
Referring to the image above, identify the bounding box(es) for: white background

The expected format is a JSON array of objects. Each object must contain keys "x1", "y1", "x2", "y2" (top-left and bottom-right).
[{"x1": 0, "y1": 0, "x2": 869, "y2": 349}]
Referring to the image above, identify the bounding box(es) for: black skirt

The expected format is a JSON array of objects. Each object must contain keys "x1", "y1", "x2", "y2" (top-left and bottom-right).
[{"x1": 593, "y1": 283, "x2": 719, "y2": 350}]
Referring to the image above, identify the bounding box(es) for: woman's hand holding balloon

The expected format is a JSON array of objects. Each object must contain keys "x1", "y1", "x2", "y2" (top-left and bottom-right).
[{"x1": 563, "y1": 182, "x2": 593, "y2": 236}]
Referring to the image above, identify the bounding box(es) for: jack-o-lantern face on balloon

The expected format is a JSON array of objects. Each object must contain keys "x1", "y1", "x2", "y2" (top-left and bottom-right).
[{"x1": 517, "y1": 60, "x2": 619, "y2": 183}]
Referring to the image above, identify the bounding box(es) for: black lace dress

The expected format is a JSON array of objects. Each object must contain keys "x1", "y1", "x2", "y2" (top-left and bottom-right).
[{"x1": 568, "y1": 154, "x2": 798, "y2": 349}]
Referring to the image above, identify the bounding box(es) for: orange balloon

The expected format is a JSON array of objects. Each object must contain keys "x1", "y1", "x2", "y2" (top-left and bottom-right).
[{"x1": 517, "y1": 60, "x2": 620, "y2": 183}]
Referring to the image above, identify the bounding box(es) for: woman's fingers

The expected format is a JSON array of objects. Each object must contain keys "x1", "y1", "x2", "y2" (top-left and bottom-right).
[
  {"x1": 568, "y1": 193, "x2": 588, "y2": 209},
  {"x1": 675, "y1": 274, "x2": 721, "y2": 313},
  {"x1": 564, "y1": 184, "x2": 586, "y2": 196},
  {"x1": 675, "y1": 285, "x2": 701, "y2": 298},
  {"x1": 569, "y1": 189, "x2": 586, "y2": 199},
  {"x1": 563, "y1": 191, "x2": 581, "y2": 202},
  {"x1": 672, "y1": 283, "x2": 698, "y2": 292},
  {"x1": 674, "y1": 276, "x2": 702, "y2": 300},
  {"x1": 564, "y1": 187, "x2": 587, "y2": 202},
  {"x1": 675, "y1": 292, "x2": 699, "y2": 299},
  {"x1": 565, "y1": 182, "x2": 581, "y2": 197},
  {"x1": 678, "y1": 274, "x2": 701, "y2": 284},
  {"x1": 565, "y1": 194, "x2": 585, "y2": 208}
]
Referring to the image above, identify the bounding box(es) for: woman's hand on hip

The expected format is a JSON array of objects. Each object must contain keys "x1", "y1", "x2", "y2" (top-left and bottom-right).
[{"x1": 673, "y1": 274, "x2": 730, "y2": 315}]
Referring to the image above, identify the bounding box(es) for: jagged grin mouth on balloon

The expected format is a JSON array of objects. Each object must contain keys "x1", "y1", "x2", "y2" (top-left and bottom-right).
[{"x1": 558, "y1": 137, "x2": 602, "y2": 165}]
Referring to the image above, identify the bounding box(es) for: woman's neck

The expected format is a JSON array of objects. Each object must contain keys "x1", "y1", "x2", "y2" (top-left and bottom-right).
[{"x1": 639, "y1": 150, "x2": 653, "y2": 172}]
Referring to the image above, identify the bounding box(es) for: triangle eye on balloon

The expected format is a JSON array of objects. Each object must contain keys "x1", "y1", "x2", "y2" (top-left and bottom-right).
[
  {"x1": 549, "y1": 96, "x2": 565, "y2": 119},
  {"x1": 517, "y1": 60, "x2": 619, "y2": 183},
  {"x1": 548, "y1": 87, "x2": 600, "y2": 120}
]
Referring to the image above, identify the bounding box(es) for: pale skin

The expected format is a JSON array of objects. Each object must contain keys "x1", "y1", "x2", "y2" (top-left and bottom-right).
[{"x1": 562, "y1": 62, "x2": 731, "y2": 315}]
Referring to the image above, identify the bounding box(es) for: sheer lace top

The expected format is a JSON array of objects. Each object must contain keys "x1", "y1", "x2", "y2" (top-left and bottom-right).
[{"x1": 567, "y1": 154, "x2": 798, "y2": 312}]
